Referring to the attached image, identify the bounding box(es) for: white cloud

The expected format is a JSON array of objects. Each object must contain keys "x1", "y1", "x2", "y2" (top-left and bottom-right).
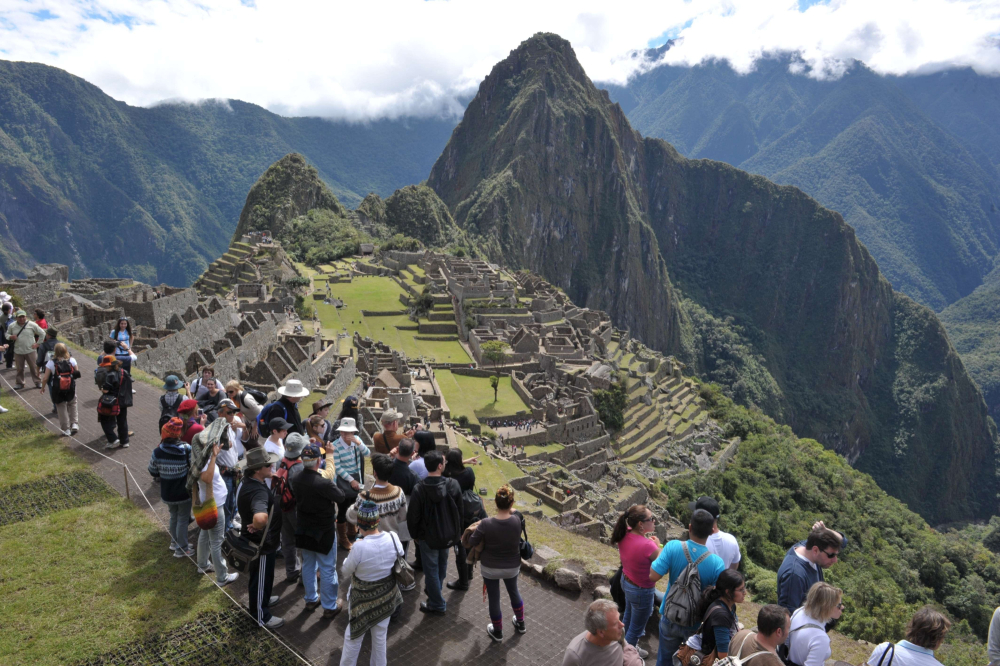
[{"x1": 0, "y1": 0, "x2": 997, "y2": 120}]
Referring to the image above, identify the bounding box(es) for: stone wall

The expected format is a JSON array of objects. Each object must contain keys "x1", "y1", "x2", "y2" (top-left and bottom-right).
[
  {"x1": 323, "y1": 358, "x2": 357, "y2": 400},
  {"x1": 118, "y1": 288, "x2": 199, "y2": 328}
]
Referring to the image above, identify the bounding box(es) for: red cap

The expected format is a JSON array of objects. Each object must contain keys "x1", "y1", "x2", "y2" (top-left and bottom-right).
[{"x1": 178, "y1": 399, "x2": 198, "y2": 413}]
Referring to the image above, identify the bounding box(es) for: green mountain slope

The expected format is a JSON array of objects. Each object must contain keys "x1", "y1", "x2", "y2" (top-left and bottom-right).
[
  {"x1": 0, "y1": 60, "x2": 455, "y2": 285},
  {"x1": 606, "y1": 58, "x2": 1000, "y2": 311},
  {"x1": 429, "y1": 33, "x2": 998, "y2": 524}
]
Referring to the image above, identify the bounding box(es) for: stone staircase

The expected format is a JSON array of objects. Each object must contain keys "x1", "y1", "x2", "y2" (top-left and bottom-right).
[
  {"x1": 194, "y1": 241, "x2": 257, "y2": 296},
  {"x1": 613, "y1": 370, "x2": 709, "y2": 465}
]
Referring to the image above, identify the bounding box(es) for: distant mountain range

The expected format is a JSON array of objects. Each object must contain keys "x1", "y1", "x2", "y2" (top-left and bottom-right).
[{"x1": 0, "y1": 60, "x2": 455, "y2": 286}]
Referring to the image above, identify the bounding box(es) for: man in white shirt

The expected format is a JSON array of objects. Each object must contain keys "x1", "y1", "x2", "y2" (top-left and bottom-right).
[
  {"x1": 215, "y1": 399, "x2": 247, "y2": 530},
  {"x1": 264, "y1": 416, "x2": 291, "y2": 488},
  {"x1": 690, "y1": 496, "x2": 742, "y2": 570}
]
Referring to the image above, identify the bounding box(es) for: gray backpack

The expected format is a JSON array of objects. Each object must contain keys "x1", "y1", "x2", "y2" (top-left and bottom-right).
[{"x1": 662, "y1": 541, "x2": 711, "y2": 627}]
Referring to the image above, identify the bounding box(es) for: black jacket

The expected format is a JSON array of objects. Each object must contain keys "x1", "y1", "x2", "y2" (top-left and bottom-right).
[
  {"x1": 261, "y1": 397, "x2": 304, "y2": 436},
  {"x1": 291, "y1": 468, "x2": 345, "y2": 555},
  {"x1": 389, "y1": 458, "x2": 419, "y2": 496},
  {"x1": 406, "y1": 475, "x2": 462, "y2": 547},
  {"x1": 102, "y1": 368, "x2": 133, "y2": 408}
]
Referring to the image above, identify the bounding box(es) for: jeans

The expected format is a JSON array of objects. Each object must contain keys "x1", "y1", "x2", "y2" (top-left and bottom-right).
[
  {"x1": 165, "y1": 499, "x2": 192, "y2": 550},
  {"x1": 622, "y1": 577, "x2": 656, "y2": 646},
  {"x1": 280, "y1": 510, "x2": 300, "y2": 577},
  {"x1": 302, "y1": 542, "x2": 339, "y2": 610},
  {"x1": 418, "y1": 541, "x2": 450, "y2": 611},
  {"x1": 197, "y1": 506, "x2": 230, "y2": 584},
  {"x1": 221, "y1": 474, "x2": 236, "y2": 531},
  {"x1": 99, "y1": 406, "x2": 129, "y2": 445},
  {"x1": 249, "y1": 551, "x2": 276, "y2": 626},
  {"x1": 657, "y1": 615, "x2": 699, "y2": 666},
  {"x1": 484, "y1": 575, "x2": 524, "y2": 627},
  {"x1": 340, "y1": 616, "x2": 389, "y2": 666}
]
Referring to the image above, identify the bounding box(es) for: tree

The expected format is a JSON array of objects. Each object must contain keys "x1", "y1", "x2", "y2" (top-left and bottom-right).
[
  {"x1": 592, "y1": 381, "x2": 628, "y2": 433},
  {"x1": 480, "y1": 340, "x2": 510, "y2": 403}
]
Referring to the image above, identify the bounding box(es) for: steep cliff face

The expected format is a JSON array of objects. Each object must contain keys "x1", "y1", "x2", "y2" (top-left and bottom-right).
[
  {"x1": 232, "y1": 154, "x2": 345, "y2": 241},
  {"x1": 383, "y1": 185, "x2": 466, "y2": 248},
  {"x1": 428, "y1": 33, "x2": 998, "y2": 523}
]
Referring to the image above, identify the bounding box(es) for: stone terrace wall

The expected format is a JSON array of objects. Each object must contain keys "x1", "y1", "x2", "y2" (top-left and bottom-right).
[
  {"x1": 324, "y1": 357, "x2": 357, "y2": 400},
  {"x1": 135, "y1": 304, "x2": 243, "y2": 378},
  {"x1": 118, "y1": 289, "x2": 199, "y2": 328}
]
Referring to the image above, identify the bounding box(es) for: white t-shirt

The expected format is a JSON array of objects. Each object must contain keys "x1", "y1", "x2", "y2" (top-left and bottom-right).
[
  {"x1": 216, "y1": 422, "x2": 246, "y2": 469},
  {"x1": 786, "y1": 609, "x2": 830, "y2": 666},
  {"x1": 264, "y1": 437, "x2": 284, "y2": 489},
  {"x1": 199, "y1": 458, "x2": 228, "y2": 508},
  {"x1": 707, "y1": 531, "x2": 742, "y2": 569},
  {"x1": 867, "y1": 642, "x2": 942, "y2": 666},
  {"x1": 45, "y1": 357, "x2": 78, "y2": 374}
]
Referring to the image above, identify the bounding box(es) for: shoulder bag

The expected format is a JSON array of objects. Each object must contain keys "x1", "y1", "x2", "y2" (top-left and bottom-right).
[
  {"x1": 517, "y1": 511, "x2": 534, "y2": 560},
  {"x1": 389, "y1": 531, "x2": 415, "y2": 588},
  {"x1": 222, "y1": 492, "x2": 276, "y2": 574}
]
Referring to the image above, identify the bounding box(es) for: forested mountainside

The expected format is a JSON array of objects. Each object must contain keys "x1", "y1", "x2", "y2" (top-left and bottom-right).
[
  {"x1": 0, "y1": 60, "x2": 454, "y2": 286},
  {"x1": 427, "y1": 32, "x2": 998, "y2": 524},
  {"x1": 605, "y1": 57, "x2": 1000, "y2": 312}
]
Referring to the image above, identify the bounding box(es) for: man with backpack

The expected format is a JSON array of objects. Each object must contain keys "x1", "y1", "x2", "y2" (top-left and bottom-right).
[
  {"x1": 649, "y1": 508, "x2": 727, "y2": 666},
  {"x1": 274, "y1": 432, "x2": 307, "y2": 583},
  {"x1": 406, "y1": 449, "x2": 463, "y2": 615},
  {"x1": 257, "y1": 379, "x2": 308, "y2": 437}
]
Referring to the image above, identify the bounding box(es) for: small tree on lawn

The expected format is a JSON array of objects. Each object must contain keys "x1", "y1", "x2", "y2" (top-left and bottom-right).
[{"x1": 480, "y1": 340, "x2": 510, "y2": 403}]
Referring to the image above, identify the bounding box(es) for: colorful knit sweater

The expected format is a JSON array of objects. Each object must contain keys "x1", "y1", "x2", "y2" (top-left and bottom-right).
[
  {"x1": 346, "y1": 483, "x2": 409, "y2": 541},
  {"x1": 148, "y1": 439, "x2": 192, "y2": 502}
]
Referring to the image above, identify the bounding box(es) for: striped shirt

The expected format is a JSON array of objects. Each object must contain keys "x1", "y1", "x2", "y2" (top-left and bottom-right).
[{"x1": 331, "y1": 437, "x2": 370, "y2": 482}]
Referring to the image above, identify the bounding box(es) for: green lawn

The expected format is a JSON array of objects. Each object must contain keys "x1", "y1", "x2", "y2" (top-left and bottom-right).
[
  {"x1": 0, "y1": 400, "x2": 229, "y2": 665},
  {"x1": 316, "y1": 276, "x2": 470, "y2": 363},
  {"x1": 523, "y1": 442, "x2": 564, "y2": 457},
  {"x1": 434, "y1": 369, "x2": 529, "y2": 424}
]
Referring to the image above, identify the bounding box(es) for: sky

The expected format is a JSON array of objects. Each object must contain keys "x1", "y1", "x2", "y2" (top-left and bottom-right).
[{"x1": 1, "y1": 0, "x2": 998, "y2": 120}]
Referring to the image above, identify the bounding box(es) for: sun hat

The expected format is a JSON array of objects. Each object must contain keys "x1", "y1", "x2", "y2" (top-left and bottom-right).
[
  {"x1": 178, "y1": 398, "x2": 199, "y2": 413},
  {"x1": 311, "y1": 397, "x2": 334, "y2": 413},
  {"x1": 163, "y1": 375, "x2": 184, "y2": 391},
  {"x1": 379, "y1": 409, "x2": 401, "y2": 424},
  {"x1": 237, "y1": 447, "x2": 281, "y2": 472},
  {"x1": 356, "y1": 499, "x2": 380, "y2": 531},
  {"x1": 278, "y1": 378, "x2": 310, "y2": 398},
  {"x1": 269, "y1": 416, "x2": 293, "y2": 433},
  {"x1": 301, "y1": 443, "x2": 323, "y2": 460},
  {"x1": 284, "y1": 432, "x2": 308, "y2": 459},
  {"x1": 337, "y1": 416, "x2": 360, "y2": 433}
]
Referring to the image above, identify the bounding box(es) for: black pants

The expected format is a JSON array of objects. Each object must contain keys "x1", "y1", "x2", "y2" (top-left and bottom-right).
[
  {"x1": 453, "y1": 542, "x2": 471, "y2": 584},
  {"x1": 100, "y1": 406, "x2": 129, "y2": 444},
  {"x1": 3, "y1": 344, "x2": 13, "y2": 368},
  {"x1": 248, "y1": 551, "x2": 276, "y2": 626},
  {"x1": 485, "y1": 575, "x2": 523, "y2": 623}
]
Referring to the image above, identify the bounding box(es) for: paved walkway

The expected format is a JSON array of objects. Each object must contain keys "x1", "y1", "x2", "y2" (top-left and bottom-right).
[{"x1": 1, "y1": 353, "x2": 651, "y2": 665}]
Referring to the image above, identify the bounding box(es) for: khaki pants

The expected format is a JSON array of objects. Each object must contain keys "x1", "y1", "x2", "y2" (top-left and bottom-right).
[
  {"x1": 14, "y1": 353, "x2": 38, "y2": 386},
  {"x1": 55, "y1": 395, "x2": 79, "y2": 431}
]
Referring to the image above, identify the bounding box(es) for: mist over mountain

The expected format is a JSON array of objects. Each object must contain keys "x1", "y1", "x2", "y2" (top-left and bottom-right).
[
  {"x1": 0, "y1": 60, "x2": 455, "y2": 286},
  {"x1": 428, "y1": 33, "x2": 998, "y2": 524}
]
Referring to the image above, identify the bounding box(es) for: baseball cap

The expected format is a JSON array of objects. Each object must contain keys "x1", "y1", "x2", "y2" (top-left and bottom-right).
[
  {"x1": 269, "y1": 416, "x2": 292, "y2": 432},
  {"x1": 301, "y1": 443, "x2": 323, "y2": 459}
]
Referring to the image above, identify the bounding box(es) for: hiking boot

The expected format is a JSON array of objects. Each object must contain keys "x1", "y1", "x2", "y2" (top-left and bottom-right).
[
  {"x1": 487, "y1": 624, "x2": 503, "y2": 642},
  {"x1": 321, "y1": 606, "x2": 341, "y2": 620},
  {"x1": 513, "y1": 619, "x2": 526, "y2": 634},
  {"x1": 446, "y1": 581, "x2": 469, "y2": 591},
  {"x1": 220, "y1": 573, "x2": 239, "y2": 587},
  {"x1": 263, "y1": 616, "x2": 285, "y2": 629},
  {"x1": 105, "y1": 439, "x2": 119, "y2": 450},
  {"x1": 304, "y1": 600, "x2": 321, "y2": 611},
  {"x1": 337, "y1": 523, "x2": 352, "y2": 551}
]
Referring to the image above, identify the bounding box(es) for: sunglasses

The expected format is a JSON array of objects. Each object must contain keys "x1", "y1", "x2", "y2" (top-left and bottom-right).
[
  {"x1": 835, "y1": 602, "x2": 845, "y2": 610},
  {"x1": 821, "y1": 550, "x2": 840, "y2": 560},
  {"x1": 641, "y1": 516, "x2": 657, "y2": 524}
]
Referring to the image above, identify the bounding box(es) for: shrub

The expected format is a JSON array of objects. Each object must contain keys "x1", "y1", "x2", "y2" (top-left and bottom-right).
[{"x1": 456, "y1": 415, "x2": 470, "y2": 428}]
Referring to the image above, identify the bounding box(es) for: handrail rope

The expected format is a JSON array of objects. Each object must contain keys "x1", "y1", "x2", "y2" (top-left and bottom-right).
[{"x1": 1, "y1": 370, "x2": 315, "y2": 666}]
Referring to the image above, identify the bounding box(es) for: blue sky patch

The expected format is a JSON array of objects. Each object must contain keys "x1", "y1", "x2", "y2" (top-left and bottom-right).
[
  {"x1": 798, "y1": 0, "x2": 830, "y2": 11},
  {"x1": 84, "y1": 11, "x2": 139, "y2": 29},
  {"x1": 31, "y1": 9, "x2": 59, "y2": 21},
  {"x1": 648, "y1": 20, "x2": 693, "y2": 47}
]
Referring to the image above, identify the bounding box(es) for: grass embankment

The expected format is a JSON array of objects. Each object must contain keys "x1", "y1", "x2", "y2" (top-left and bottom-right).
[
  {"x1": 315, "y1": 276, "x2": 469, "y2": 363},
  {"x1": 435, "y1": 369, "x2": 529, "y2": 424},
  {"x1": 0, "y1": 401, "x2": 234, "y2": 665}
]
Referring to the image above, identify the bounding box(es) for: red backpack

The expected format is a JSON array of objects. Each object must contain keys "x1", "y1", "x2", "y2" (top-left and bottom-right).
[
  {"x1": 272, "y1": 458, "x2": 300, "y2": 512},
  {"x1": 55, "y1": 359, "x2": 74, "y2": 392}
]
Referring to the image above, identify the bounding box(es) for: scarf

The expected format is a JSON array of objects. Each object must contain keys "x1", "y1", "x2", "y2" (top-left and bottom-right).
[
  {"x1": 185, "y1": 417, "x2": 231, "y2": 496},
  {"x1": 348, "y1": 573, "x2": 402, "y2": 637}
]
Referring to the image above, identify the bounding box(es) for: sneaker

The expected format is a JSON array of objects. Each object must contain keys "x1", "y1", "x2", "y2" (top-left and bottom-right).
[
  {"x1": 105, "y1": 440, "x2": 120, "y2": 450},
  {"x1": 173, "y1": 549, "x2": 188, "y2": 558},
  {"x1": 132, "y1": 389, "x2": 137, "y2": 394},
  {"x1": 14, "y1": 384, "x2": 24, "y2": 390},
  {"x1": 398, "y1": 581, "x2": 416, "y2": 592},
  {"x1": 70, "y1": 423, "x2": 79, "y2": 434},
  {"x1": 513, "y1": 619, "x2": 526, "y2": 634},
  {"x1": 263, "y1": 616, "x2": 285, "y2": 629},
  {"x1": 220, "y1": 572, "x2": 239, "y2": 586},
  {"x1": 268, "y1": 595, "x2": 280, "y2": 606},
  {"x1": 0, "y1": 405, "x2": 8, "y2": 413},
  {"x1": 635, "y1": 646, "x2": 649, "y2": 659},
  {"x1": 169, "y1": 543, "x2": 179, "y2": 552},
  {"x1": 120, "y1": 442, "x2": 129, "y2": 448},
  {"x1": 487, "y1": 623, "x2": 503, "y2": 642},
  {"x1": 62, "y1": 429, "x2": 72, "y2": 437}
]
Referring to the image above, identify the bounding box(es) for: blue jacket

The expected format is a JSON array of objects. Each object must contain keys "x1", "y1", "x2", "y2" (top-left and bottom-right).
[
  {"x1": 148, "y1": 439, "x2": 192, "y2": 503},
  {"x1": 776, "y1": 534, "x2": 848, "y2": 612}
]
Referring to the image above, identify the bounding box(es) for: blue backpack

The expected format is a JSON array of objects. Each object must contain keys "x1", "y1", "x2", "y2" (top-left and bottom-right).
[{"x1": 257, "y1": 402, "x2": 289, "y2": 438}]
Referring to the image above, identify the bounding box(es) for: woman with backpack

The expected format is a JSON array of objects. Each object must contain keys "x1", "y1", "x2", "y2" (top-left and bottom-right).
[
  {"x1": 692, "y1": 569, "x2": 746, "y2": 661},
  {"x1": 109, "y1": 317, "x2": 133, "y2": 373},
  {"x1": 786, "y1": 582, "x2": 843, "y2": 666},
  {"x1": 159, "y1": 375, "x2": 186, "y2": 430},
  {"x1": 866, "y1": 607, "x2": 949, "y2": 666},
  {"x1": 224, "y1": 380, "x2": 263, "y2": 448},
  {"x1": 147, "y1": 417, "x2": 193, "y2": 556},
  {"x1": 39, "y1": 343, "x2": 80, "y2": 436},
  {"x1": 443, "y1": 447, "x2": 479, "y2": 592},
  {"x1": 99, "y1": 357, "x2": 133, "y2": 449},
  {"x1": 466, "y1": 484, "x2": 526, "y2": 643},
  {"x1": 611, "y1": 505, "x2": 662, "y2": 655}
]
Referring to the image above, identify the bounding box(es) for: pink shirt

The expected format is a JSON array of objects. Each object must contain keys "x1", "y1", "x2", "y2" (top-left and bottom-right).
[{"x1": 619, "y1": 531, "x2": 659, "y2": 588}]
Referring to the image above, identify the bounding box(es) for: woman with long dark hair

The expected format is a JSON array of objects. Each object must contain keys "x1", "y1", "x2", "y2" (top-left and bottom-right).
[
  {"x1": 333, "y1": 395, "x2": 362, "y2": 436},
  {"x1": 611, "y1": 505, "x2": 661, "y2": 655},
  {"x1": 110, "y1": 317, "x2": 133, "y2": 373},
  {"x1": 696, "y1": 569, "x2": 746, "y2": 660}
]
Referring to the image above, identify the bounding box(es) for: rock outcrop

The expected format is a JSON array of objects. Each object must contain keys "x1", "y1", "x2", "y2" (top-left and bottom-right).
[{"x1": 428, "y1": 33, "x2": 998, "y2": 523}]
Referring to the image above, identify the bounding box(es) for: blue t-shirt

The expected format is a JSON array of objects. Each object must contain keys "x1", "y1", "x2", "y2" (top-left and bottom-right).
[
  {"x1": 651, "y1": 539, "x2": 726, "y2": 618},
  {"x1": 110, "y1": 330, "x2": 131, "y2": 358}
]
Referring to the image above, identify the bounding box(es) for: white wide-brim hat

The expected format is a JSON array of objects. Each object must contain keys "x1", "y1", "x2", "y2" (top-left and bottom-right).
[
  {"x1": 278, "y1": 378, "x2": 310, "y2": 398},
  {"x1": 338, "y1": 417, "x2": 360, "y2": 433}
]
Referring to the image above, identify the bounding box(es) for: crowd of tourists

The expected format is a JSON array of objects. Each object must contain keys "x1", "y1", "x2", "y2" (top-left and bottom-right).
[{"x1": 0, "y1": 299, "x2": 973, "y2": 664}]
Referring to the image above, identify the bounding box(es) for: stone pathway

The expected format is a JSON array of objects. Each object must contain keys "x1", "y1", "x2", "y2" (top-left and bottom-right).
[{"x1": 1, "y1": 355, "x2": 656, "y2": 665}]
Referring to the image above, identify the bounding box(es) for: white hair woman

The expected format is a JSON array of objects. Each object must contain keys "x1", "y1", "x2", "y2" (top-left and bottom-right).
[{"x1": 787, "y1": 582, "x2": 844, "y2": 666}]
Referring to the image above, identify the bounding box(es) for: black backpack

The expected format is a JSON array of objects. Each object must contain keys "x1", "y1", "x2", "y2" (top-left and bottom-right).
[
  {"x1": 419, "y1": 480, "x2": 462, "y2": 549},
  {"x1": 461, "y1": 487, "x2": 488, "y2": 528},
  {"x1": 241, "y1": 388, "x2": 268, "y2": 405},
  {"x1": 158, "y1": 393, "x2": 183, "y2": 431},
  {"x1": 54, "y1": 359, "x2": 76, "y2": 398}
]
